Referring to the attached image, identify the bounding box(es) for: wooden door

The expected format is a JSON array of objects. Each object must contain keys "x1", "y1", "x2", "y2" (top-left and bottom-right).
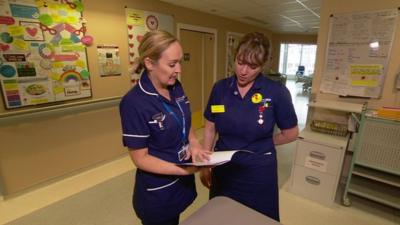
[{"x1": 180, "y1": 29, "x2": 215, "y2": 129}]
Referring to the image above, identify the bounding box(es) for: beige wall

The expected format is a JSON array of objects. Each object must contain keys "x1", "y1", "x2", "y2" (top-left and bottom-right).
[
  {"x1": 270, "y1": 33, "x2": 318, "y2": 72},
  {"x1": 0, "y1": 105, "x2": 124, "y2": 195},
  {"x1": 313, "y1": 0, "x2": 400, "y2": 108},
  {"x1": 84, "y1": 0, "x2": 275, "y2": 83}
]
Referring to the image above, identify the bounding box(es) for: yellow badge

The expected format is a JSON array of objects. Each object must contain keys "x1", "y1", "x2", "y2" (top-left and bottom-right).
[
  {"x1": 211, "y1": 105, "x2": 225, "y2": 113},
  {"x1": 251, "y1": 93, "x2": 263, "y2": 104}
]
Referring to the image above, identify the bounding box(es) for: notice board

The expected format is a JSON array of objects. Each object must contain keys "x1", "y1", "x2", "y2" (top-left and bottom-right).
[
  {"x1": 320, "y1": 9, "x2": 399, "y2": 98},
  {"x1": 0, "y1": 0, "x2": 91, "y2": 109}
]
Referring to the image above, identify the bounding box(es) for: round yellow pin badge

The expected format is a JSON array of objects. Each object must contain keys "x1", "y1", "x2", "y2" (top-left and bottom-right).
[{"x1": 251, "y1": 93, "x2": 263, "y2": 104}]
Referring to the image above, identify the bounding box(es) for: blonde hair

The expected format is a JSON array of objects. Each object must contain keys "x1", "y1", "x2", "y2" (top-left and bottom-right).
[
  {"x1": 235, "y1": 32, "x2": 270, "y2": 68},
  {"x1": 134, "y1": 30, "x2": 178, "y2": 73}
]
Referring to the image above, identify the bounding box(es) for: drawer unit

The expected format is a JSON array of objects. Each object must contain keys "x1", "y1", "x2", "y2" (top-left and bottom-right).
[
  {"x1": 290, "y1": 132, "x2": 346, "y2": 207},
  {"x1": 291, "y1": 165, "x2": 337, "y2": 206},
  {"x1": 295, "y1": 140, "x2": 344, "y2": 176},
  {"x1": 289, "y1": 100, "x2": 362, "y2": 207}
]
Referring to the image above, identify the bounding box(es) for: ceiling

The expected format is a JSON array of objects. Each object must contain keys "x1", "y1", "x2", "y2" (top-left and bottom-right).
[{"x1": 159, "y1": 0, "x2": 321, "y2": 34}]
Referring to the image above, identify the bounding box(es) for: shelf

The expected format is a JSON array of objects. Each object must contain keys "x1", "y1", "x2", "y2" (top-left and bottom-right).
[
  {"x1": 308, "y1": 99, "x2": 364, "y2": 113},
  {"x1": 0, "y1": 96, "x2": 121, "y2": 126},
  {"x1": 352, "y1": 165, "x2": 400, "y2": 188},
  {"x1": 348, "y1": 176, "x2": 400, "y2": 209},
  {"x1": 355, "y1": 162, "x2": 400, "y2": 177},
  {"x1": 299, "y1": 129, "x2": 349, "y2": 149}
]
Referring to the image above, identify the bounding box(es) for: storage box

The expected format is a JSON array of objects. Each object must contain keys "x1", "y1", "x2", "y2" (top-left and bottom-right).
[{"x1": 310, "y1": 120, "x2": 348, "y2": 137}]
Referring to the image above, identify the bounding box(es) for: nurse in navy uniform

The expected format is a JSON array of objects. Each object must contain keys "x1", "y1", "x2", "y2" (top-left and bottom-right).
[
  {"x1": 119, "y1": 30, "x2": 210, "y2": 225},
  {"x1": 201, "y1": 32, "x2": 299, "y2": 221}
]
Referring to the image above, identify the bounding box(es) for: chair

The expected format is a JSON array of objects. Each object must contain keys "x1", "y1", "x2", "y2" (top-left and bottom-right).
[
  {"x1": 295, "y1": 65, "x2": 312, "y2": 93},
  {"x1": 302, "y1": 76, "x2": 312, "y2": 93},
  {"x1": 295, "y1": 66, "x2": 307, "y2": 83},
  {"x1": 296, "y1": 65, "x2": 305, "y2": 76}
]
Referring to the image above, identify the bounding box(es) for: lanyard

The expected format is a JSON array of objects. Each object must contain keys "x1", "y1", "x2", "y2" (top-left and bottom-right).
[{"x1": 162, "y1": 100, "x2": 186, "y2": 142}]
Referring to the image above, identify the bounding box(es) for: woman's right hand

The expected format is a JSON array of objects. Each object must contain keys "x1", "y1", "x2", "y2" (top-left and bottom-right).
[{"x1": 200, "y1": 168, "x2": 212, "y2": 189}]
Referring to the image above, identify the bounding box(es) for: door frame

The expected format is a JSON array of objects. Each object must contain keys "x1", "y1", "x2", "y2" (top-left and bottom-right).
[
  {"x1": 176, "y1": 23, "x2": 217, "y2": 84},
  {"x1": 177, "y1": 24, "x2": 217, "y2": 128}
]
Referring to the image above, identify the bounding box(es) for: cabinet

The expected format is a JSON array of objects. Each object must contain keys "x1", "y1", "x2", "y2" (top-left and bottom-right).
[
  {"x1": 342, "y1": 113, "x2": 400, "y2": 209},
  {"x1": 289, "y1": 99, "x2": 364, "y2": 207}
]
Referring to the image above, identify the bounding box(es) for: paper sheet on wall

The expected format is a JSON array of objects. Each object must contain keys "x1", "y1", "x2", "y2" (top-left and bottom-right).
[
  {"x1": 97, "y1": 45, "x2": 121, "y2": 76},
  {"x1": 320, "y1": 9, "x2": 398, "y2": 98},
  {"x1": 125, "y1": 8, "x2": 174, "y2": 84}
]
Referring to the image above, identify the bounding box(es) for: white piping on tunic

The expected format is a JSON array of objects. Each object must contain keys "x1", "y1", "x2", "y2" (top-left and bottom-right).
[
  {"x1": 139, "y1": 79, "x2": 158, "y2": 96},
  {"x1": 146, "y1": 178, "x2": 180, "y2": 191},
  {"x1": 264, "y1": 152, "x2": 272, "y2": 155},
  {"x1": 123, "y1": 134, "x2": 150, "y2": 138}
]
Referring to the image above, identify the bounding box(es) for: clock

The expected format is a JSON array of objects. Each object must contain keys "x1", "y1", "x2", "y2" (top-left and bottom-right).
[{"x1": 146, "y1": 15, "x2": 158, "y2": 31}]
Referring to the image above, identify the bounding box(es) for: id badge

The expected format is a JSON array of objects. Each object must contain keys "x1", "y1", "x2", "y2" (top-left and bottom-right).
[{"x1": 178, "y1": 144, "x2": 189, "y2": 161}]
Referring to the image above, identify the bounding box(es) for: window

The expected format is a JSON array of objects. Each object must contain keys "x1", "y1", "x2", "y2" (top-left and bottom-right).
[{"x1": 279, "y1": 43, "x2": 317, "y2": 76}]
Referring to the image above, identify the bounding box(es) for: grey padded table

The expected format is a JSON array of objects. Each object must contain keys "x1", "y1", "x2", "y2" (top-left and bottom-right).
[{"x1": 180, "y1": 196, "x2": 283, "y2": 225}]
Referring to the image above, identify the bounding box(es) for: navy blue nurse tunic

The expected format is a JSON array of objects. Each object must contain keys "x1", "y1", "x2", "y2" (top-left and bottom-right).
[
  {"x1": 204, "y1": 74, "x2": 297, "y2": 221},
  {"x1": 119, "y1": 71, "x2": 196, "y2": 223}
]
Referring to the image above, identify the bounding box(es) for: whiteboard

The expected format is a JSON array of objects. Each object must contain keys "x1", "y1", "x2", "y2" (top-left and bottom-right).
[{"x1": 320, "y1": 9, "x2": 399, "y2": 98}]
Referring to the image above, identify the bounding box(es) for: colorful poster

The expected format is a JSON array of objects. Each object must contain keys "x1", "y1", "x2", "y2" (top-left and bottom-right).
[
  {"x1": 125, "y1": 8, "x2": 174, "y2": 84},
  {"x1": 97, "y1": 45, "x2": 121, "y2": 77},
  {"x1": 0, "y1": 0, "x2": 92, "y2": 109}
]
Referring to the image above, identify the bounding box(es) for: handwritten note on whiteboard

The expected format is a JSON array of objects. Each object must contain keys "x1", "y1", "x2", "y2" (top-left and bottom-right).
[{"x1": 320, "y1": 9, "x2": 398, "y2": 98}]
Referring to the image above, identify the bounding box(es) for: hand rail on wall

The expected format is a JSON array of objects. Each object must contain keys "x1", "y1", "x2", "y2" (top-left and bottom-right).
[{"x1": 0, "y1": 96, "x2": 122, "y2": 126}]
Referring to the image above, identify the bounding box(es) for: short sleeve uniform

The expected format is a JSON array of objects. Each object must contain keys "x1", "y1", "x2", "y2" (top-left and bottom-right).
[
  {"x1": 119, "y1": 71, "x2": 196, "y2": 223},
  {"x1": 204, "y1": 74, "x2": 297, "y2": 221}
]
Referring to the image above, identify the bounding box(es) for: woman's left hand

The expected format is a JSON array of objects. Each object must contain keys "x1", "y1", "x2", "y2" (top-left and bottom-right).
[{"x1": 185, "y1": 143, "x2": 211, "y2": 162}]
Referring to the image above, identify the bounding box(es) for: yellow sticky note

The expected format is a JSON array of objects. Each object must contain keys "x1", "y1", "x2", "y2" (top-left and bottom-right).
[
  {"x1": 66, "y1": 16, "x2": 78, "y2": 24},
  {"x1": 126, "y1": 9, "x2": 144, "y2": 25},
  {"x1": 351, "y1": 80, "x2": 379, "y2": 87},
  {"x1": 35, "y1": 0, "x2": 46, "y2": 7},
  {"x1": 48, "y1": 3, "x2": 60, "y2": 10},
  {"x1": 52, "y1": 62, "x2": 64, "y2": 69},
  {"x1": 75, "y1": 60, "x2": 86, "y2": 68},
  {"x1": 211, "y1": 105, "x2": 225, "y2": 113},
  {"x1": 51, "y1": 14, "x2": 62, "y2": 23},
  {"x1": 53, "y1": 86, "x2": 64, "y2": 94},
  {"x1": 31, "y1": 98, "x2": 49, "y2": 104},
  {"x1": 51, "y1": 72, "x2": 61, "y2": 80},
  {"x1": 8, "y1": 26, "x2": 25, "y2": 36},
  {"x1": 62, "y1": 45, "x2": 85, "y2": 52},
  {"x1": 4, "y1": 83, "x2": 18, "y2": 89},
  {"x1": 13, "y1": 39, "x2": 29, "y2": 50}
]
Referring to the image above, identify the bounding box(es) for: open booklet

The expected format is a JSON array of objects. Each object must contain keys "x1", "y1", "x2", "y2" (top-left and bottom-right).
[{"x1": 178, "y1": 150, "x2": 244, "y2": 166}]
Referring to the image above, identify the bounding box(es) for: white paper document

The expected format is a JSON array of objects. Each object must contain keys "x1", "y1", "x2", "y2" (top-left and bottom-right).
[{"x1": 178, "y1": 150, "x2": 240, "y2": 166}]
